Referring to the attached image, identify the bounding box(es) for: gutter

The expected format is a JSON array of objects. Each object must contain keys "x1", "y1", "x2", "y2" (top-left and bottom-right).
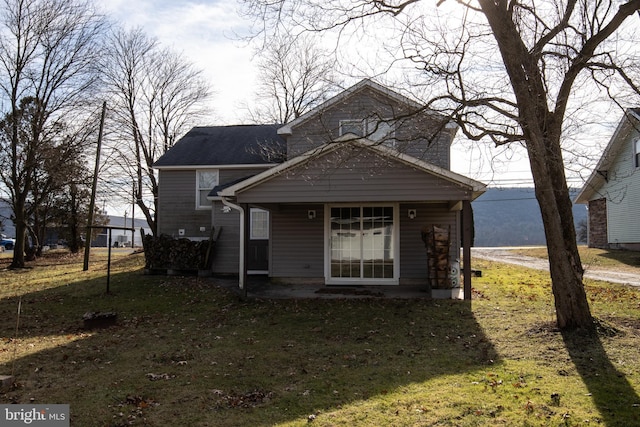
[{"x1": 221, "y1": 197, "x2": 245, "y2": 290}]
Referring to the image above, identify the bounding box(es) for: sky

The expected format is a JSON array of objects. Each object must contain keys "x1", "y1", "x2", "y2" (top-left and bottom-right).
[
  {"x1": 101, "y1": 0, "x2": 257, "y2": 125},
  {"x1": 99, "y1": 0, "x2": 621, "y2": 197}
]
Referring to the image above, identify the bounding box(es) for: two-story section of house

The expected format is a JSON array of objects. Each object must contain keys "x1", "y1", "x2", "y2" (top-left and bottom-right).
[
  {"x1": 154, "y1": 79, "x2": 486, "y2": 298},
  {"x1": 575, "y1": 109, "x2": 640, "y2": 250}
]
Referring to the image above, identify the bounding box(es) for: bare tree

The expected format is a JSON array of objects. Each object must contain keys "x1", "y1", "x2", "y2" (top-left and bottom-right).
[
  {"x1": 0, "y1": 0, "x2": 106, "y2": 268},
  {"x1": 241, "y1": 0, "x2": 640, "y2": 330},
  {"x1": 247, "y1": 34, "x2": 341, "y2": 124},
  {"x1": 101, "y1": 27, "x2": 211, "y2": 235}
]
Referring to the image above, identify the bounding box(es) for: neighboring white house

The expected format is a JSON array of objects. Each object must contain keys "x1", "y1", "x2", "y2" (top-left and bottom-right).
[
  {"x1": 575, "y1": 109, "x2": 640, "y2": 250},
  {"x1": 92, "y1": 216, "x2": 152, "y2": 248}
]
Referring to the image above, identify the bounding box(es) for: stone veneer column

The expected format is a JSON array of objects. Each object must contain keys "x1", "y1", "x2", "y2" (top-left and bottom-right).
[{"x1": 588, "y1": 198, "x2": 608, "y2": 249}]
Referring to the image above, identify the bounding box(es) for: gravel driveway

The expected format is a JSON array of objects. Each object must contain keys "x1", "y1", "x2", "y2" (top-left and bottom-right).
[{"x1": 472, "y1": 247, "x2": 640, "y2": 288}]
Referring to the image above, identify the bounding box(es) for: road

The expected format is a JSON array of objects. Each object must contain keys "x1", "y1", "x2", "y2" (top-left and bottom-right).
[{"x1": 472, "y1": 247, "x2": 640, "y2": 288}]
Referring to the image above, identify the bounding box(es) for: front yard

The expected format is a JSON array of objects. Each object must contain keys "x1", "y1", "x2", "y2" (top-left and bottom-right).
[{"x1": 0, "y1": 249, "x2": 638, "y2": 426}]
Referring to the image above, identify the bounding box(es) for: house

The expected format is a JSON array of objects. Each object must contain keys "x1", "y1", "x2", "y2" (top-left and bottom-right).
[
  {"x1": 575, "y1": 109, "x2": 640, "y2": 250},
  {"x1": 91, "y1": 216, "x2": 152, "y2": 247},
  {"x1": 154, "y1": 79, "x2": 486, "y2": 298}
]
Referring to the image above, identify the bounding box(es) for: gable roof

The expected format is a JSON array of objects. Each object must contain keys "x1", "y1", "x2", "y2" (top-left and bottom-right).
[
  {"x1": 218, "y1": 136, "x2": 486, "y2": 200},
  {"x1": 153, "y1": 124, "x2": 286, "y2": 168},
  {"x1": 575, "y1": 109, "x2": 640, "y2": 204},
  {"x1": 277, "y1": 79, "x2": 450, "y2": 136}
]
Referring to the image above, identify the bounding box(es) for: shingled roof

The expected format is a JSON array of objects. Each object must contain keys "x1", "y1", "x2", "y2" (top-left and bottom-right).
[{"x1": 153, "y1": 124, "x2": 286, "y2": 167}]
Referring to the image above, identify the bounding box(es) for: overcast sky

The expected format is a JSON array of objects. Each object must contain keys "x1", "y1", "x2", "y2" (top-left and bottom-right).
[
  {"x1": 102, "y1": 0, "x2": 257, "y2": 126},
  {"x1": 100, "y1": 0, "x2": 622, "y2": 194}
]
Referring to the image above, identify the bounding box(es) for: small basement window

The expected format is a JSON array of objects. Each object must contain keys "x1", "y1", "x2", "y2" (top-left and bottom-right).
[{"x1": 196, "y1": 170, "x2": 219, "y2": 209}]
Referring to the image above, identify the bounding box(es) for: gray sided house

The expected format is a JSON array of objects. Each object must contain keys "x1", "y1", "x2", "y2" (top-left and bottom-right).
[
  {"x1": 575, "y1": 109, "x2": 640, "y2": 250},
  {"x1": 154, "y1": 79, "x2": 486, "y2": 298}
]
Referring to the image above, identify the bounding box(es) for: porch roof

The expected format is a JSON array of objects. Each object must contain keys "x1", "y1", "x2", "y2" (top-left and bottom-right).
[{"x1": 219, "y1": 137, "x2": 486, "y2": 203}]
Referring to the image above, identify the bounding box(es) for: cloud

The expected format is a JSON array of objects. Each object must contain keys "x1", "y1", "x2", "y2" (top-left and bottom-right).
[{"x1": 101, "y1": 0, "x2": 257, "y2": 125}]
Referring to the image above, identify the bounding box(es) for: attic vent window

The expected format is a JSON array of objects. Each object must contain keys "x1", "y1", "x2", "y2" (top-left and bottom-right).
[{"x1": 635, "y1": 137, "x2": 640, "y2": 168}]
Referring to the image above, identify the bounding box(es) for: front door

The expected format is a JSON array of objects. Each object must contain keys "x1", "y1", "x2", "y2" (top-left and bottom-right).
[
  {"x1": 247, "y1": 208, "x2": 269, "y2": 273},
  {"x1": 328, "y1": 205, "x2": 398, "y2": 284}
]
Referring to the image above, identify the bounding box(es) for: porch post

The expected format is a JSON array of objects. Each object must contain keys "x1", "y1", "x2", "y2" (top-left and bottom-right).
[
  {"x1": 242, "y1": 203, "x2": 249, "y2": 299},
  {"x1": 462, "y1": 200, "x2": 472, "y2": 301}
]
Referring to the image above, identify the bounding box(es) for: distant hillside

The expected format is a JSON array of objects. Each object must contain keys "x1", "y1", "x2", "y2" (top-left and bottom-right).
[{"x1": 472, "y1": 188, "x2": 587, "y2": 247}]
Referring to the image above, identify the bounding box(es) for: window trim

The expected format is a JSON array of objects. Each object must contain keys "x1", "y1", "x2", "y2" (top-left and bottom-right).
[
  {"x1": 367, "y1": 118, "x2": 396, "y2": 144},
  {"x1": 339, "y1": 119, "x2": 364, "y2": 137},
  {"x1": 195, "y1": 169, "x2": 219, "y2": 210},
  {"x1": 339, "y1": 118, "x2": 396, "y2": 144},
  {"x1": 324, "y1": 203, "x2": 399, "y2": 285},
  {"x1": 250, "y1": 208, "x2": 270, "y2": 240}
]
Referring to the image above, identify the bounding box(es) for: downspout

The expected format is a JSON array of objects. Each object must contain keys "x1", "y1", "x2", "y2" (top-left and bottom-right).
[{"x1": 221, "y1": 197, "x2": 245, "y2": 291}]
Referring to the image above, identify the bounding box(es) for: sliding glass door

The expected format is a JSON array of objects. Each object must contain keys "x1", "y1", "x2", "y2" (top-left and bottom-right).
[{"x1": 329, "y1": 206, "x2": 396, "y2": 283}]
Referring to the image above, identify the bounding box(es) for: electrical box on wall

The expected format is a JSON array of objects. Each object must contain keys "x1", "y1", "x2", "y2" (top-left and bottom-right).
[
  {"x1": 200, "y1": 227, "x2": 206, "y2": 232},
  {"x1": 178, "y1": 229, "x2": 185, "y2": 236}
]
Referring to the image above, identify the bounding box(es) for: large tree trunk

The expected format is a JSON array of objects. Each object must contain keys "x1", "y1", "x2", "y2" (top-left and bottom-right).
[
  {"x1": 528, "y1": 134, "x2": 594, "y2": 330},
  {"x1": 478, "y1": 1, "x2": 595, "y2": 331},
  {"x1": 10, "y1": 215, "x2": 27, "y2": 269}
]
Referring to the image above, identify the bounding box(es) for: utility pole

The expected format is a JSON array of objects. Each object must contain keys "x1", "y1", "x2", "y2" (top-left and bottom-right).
[
  {"x1": 83, "y1": 101, "x2": 106, "y2": 271},
  {"x1": 132, "y1": 181, "x2": 135, "y2": 247}
]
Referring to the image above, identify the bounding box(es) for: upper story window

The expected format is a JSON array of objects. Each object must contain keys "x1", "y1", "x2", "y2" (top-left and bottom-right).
[
  {"x1": 339, "y1": 118, "x2": 396, "y2": 143},
  {"x1": 196, "y1": 169, "x2": 219, "y2": 209},
  {"x1": 368, "y1": 120, "x2": 396, "y2": 143},
  {"x1": 635, "y1": 137, "x2": 640, "y2": 168},
  {"x1": 339, "y1": 119, "x2": 364, "y2": 137}
]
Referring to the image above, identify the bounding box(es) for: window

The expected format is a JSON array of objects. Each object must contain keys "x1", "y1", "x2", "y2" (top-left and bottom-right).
[
  {"x1": 339, "y1": 118, "x2": 395, "y2": 143},
  {"x1": 196, "y1": 170, "x2": 218, "y2": 209},
  {"x1": 367, "y1": 119, "x2": 396, "y2": 143},
  {"x1": 330, "y1": 205, "x2": 395, "y2": 281},
  {"x1": 339, "y1": 119, "x2": 364, "y2": 137},
  {"x1": 250, "y1": 208, "x2": 269, "y2": 240},
  {"x1": 635, "y1": 138, "x2": 640, "y2": 168}
]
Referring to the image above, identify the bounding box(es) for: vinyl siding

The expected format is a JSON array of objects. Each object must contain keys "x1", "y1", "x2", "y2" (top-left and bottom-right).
[
  {"x1": 157, "y1": 167, "x2": 269, "y2": 238},
  {"x1": 270, "y1": 204, "x2": 325, "y2": 278},
  {"x1": 205, "y1": 200, "x2": 240, "y2": 274},
  {"x1": 285, "y1": 87, "x2": 451, "y2": 169},
  {"x1": 598, "y1": 129, "x2": 640, "y2": 244},
  {"x1": 236, "y1": 146, "x2": 472, "y2": 204},
  {"x1": 267, "y1": 202, "x2": 458, "y2": 283},
  {"x1": 399, "y1": 203, "x2": 459, "y2": 279},
  {"x1": 157, "y1": 169, "x2": 212, "y2": 238}
]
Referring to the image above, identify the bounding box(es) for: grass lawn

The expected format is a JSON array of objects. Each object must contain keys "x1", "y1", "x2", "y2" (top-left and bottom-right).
[
  {"x1": 0, "y1": 249, "x2": 639, "y2": 426},
  {"x1": 513, "y1": 246, "x2": 640, "y2": 273}
]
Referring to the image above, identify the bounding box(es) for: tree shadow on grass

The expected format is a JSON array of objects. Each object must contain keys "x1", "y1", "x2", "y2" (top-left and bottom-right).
[
  {"x1": 0, "y1": 268, "x2": 504, "y2": 426},
  {"x1": 561, "y1": 326, "x2": 640, "y2": 427},
  {"x1": 598, "y1": 249, "x2": 640, "y2": 269}
]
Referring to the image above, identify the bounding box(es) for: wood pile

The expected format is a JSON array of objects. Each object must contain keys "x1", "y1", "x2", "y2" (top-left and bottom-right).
[
  {"x1": 421, "y1": 225, "x2": 452, "y2": 289},
  {"x1": 141, "y1": 230, "x2": 216, "y2": 272}
]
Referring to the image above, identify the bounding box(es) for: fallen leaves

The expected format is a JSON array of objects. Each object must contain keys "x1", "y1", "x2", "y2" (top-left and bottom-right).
[
  {"x1": 146, "y1": 373, "x2": 175, "y2": 381},
  {"x1": 210, "y1": 388, "x2": 274, "y2": 409}
]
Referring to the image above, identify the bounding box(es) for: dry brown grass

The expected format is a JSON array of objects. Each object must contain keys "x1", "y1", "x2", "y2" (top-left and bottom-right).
[{"x1": 0, "y1": 249, "x2": 638, "y2": 426}]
